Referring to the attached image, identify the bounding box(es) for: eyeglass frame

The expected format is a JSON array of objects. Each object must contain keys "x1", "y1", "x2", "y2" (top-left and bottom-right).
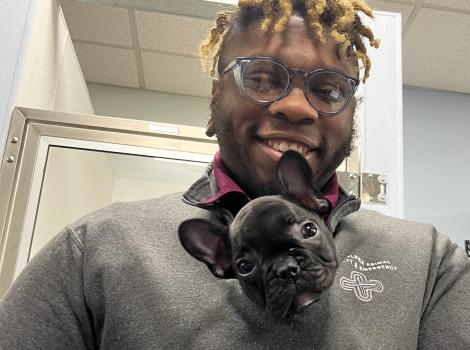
[{"x1": 219, "y1": 56, "x2": 360, "y2": 116}]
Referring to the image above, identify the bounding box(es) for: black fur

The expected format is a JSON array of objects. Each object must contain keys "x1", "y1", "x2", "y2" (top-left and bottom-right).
[{"x1": 179, "y1": 151, "x2": 337, "y2": 318}]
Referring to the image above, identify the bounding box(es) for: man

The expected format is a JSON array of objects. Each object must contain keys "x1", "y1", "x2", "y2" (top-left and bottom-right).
[{"x1": 1, "y1": 0, "x2": 469, "y2": 349}]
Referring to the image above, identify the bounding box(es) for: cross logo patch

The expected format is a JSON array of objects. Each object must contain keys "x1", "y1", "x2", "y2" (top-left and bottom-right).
[{"x1": 339, "y1": 271, "x2": 384, "y2": 302}]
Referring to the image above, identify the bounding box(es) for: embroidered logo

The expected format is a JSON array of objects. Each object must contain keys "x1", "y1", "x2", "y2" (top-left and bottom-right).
[
  {"x1": 343, "y1": 255, "x2": 397, "y2": 272},
  {"x1": 339, "y1": 271, "x2": 384, "y2": 302}
]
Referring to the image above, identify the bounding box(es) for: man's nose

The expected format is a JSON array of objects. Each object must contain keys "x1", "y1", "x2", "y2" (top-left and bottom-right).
[{"x1": 268, "y1": 87, "x2": 319, "y2": 125}]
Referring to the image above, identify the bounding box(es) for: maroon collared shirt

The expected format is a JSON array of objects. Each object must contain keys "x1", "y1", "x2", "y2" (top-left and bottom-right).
[{"x1": 200, "y1": 152, "x2": 340, "y2": 218}]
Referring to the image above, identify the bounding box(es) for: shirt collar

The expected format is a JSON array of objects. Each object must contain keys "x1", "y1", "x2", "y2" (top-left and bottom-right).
[
  {"x1": 321, "y1": 172, "x2": 340, "y2": 210},
  {"x1": 198, "y1": 151, "x2": 249, "y2": 207}
]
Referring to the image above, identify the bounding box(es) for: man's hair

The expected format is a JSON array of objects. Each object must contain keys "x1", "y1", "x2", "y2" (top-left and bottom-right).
[{"x1": 200, "y1": 0, "x2": 380, "y2": 82}]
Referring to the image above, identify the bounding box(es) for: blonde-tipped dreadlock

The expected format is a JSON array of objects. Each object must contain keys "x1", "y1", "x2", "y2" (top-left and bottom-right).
[
  {"x1": 200, "y1": 0, "x2": 380, "y2": 82},
  {"x1": 305, "y1": 0, "x2": 327, "y2": 43}
]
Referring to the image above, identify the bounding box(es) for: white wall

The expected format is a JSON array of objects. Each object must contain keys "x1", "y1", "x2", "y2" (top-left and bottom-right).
[
  {"x1": 88, "y1": 83, "x2": 210, "y2": 127},
  {"x1": 15, "y1": 0, "x2": 94, "y2": 115},
  {"x1": 360, "y1": 11, "x2": 403, "y2": 218},
  {"x1": 1, "y1": 0, "x2": 94, "y2": 161},
  {"x1": 403, "y1": 87, "x2": 470, "y2": 248},
  {"x1": 0, "y1": 0, "x2": 34, "y2": 159}
]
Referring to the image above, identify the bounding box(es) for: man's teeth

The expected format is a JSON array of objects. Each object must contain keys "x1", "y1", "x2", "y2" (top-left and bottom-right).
[{"x1": 266, "y1": 140, "x2": 310, "y2": 154}]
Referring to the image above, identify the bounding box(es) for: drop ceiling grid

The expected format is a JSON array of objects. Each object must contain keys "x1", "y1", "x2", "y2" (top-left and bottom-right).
[
  {"x1": 403, "y1": 8, "x2": 470, "y2": 93},
  {"x1": 62, "y1": 0, "x2": 470, "y2": 95}
]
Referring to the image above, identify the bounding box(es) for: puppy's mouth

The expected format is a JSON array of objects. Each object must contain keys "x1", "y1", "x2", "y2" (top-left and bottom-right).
[
  {"x1": 266, "y1": 280, "x2": 322, "y2": 318},
  {"x1": 286, "y1": 290, "x2": 320, "y2": 317},
  {"x1": 265, "y1": 254, "x2": 335, "y2": 317},
  {"x1": 296, "y1": 291, "x2": 318, "y2": 309}
]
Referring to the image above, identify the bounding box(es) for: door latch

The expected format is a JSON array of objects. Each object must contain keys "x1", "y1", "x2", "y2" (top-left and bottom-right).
[{"x1": 337, "y1": 171, "x2": 388, "y2": 204}]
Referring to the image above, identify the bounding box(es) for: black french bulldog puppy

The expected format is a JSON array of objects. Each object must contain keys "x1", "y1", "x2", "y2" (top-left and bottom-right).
[{"x1": 178, "y1": 151, "x2": 337, "y2": 318}]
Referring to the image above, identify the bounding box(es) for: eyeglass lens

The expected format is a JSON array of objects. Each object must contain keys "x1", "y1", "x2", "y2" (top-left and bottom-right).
[{"x1": 241, "y1": 59, "x2": 353, "y2": 114}]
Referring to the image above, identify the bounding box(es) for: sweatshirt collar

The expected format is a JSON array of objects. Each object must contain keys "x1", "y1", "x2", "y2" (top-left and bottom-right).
[{"x1": 182, "y1": 154, "x2": 361, "y2": 232}]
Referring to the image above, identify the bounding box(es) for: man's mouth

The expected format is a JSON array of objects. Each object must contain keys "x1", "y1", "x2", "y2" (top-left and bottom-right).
[{"x1": 260, "y1": 138, "x2": 316, "y2": 156}]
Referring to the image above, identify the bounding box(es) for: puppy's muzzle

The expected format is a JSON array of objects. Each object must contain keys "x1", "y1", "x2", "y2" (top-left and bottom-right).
[{"x1": 275, "y1": 256, "x2": 300, "y2": 280}]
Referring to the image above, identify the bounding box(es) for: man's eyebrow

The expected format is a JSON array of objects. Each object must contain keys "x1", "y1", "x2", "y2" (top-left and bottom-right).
[{"x1": 277, "y1": 57, "x2": 359, "y2": 76}]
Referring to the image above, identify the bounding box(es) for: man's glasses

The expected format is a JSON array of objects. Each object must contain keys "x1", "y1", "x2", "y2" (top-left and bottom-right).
[{"x1": 220, "y1": 56, "x2": 359, "y2": 116}]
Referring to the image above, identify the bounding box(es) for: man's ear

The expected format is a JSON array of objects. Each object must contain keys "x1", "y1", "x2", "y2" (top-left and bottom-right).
[
  {"x1": 277, "y1": 150, "x2": 329, "y2": 214},
  {"x1": 206, "y1": 118, "x2": 216, "y2": 137},
  {"x1": 212, "y1": 79, "x2": 219, "y2": 96},
  {"x1": 206, "y1": 80, "x2": 220, "y2": 137},
  {"x1": 178, "y1": 218, "x2": 235, "y2": 279}
]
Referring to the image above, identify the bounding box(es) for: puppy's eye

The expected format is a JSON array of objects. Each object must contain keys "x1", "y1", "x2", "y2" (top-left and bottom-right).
[
  {"x1": 302, "y1": 222, "x2": 317, "y2": 239},
  {"x1": 235, "y1": 258, "x2": 255, "y2": 276}
]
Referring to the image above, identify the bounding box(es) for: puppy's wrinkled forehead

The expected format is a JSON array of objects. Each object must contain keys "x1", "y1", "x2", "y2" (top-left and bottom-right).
[{"x1": 229, "y1": 196, "x2": 314, "y2": 251}]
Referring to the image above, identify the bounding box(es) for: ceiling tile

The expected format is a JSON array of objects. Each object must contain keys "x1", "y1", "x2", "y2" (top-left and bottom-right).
[
  {"x1": 366, "y1": 0, "x2": 415, "y2": 26},
  {"x1": 60, "y1": 0, "x2": 133, "y2": 46},
  {"x1": 403, "y1": 8, "x2": 470, "y2": 93},
  {"x1": 425, "y1": 0, "x2": 470, "y2": 11},
  {"x1": 135, "y1": 11, "x2": 213, "y2": 56},
  {"x1": 74, "y1": 43, "x2": 139, "y2": 88},
  {"x1": 142, "y1": 51, "x2": 212, "y2": 97}
]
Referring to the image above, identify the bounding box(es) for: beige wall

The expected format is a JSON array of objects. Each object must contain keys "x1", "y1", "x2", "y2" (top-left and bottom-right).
[
  {"x1": 109, "y1": 155, "x2": 208, "y2": 202},
  {"x1": 87, "y1": 83, "x2": 210, "y2": 127},
  {"x1": 110, "y1": 177, "x2": 195, "y2": 203},
  {"x1": 30, "y1": 147, "x2": 114, "y2": 258},
  {"x1": 15, "y1": 0, "x2": 94, "y2": 115},
  {"x1": 29, "y1": 149, "x2": 209, "y2": 259}
]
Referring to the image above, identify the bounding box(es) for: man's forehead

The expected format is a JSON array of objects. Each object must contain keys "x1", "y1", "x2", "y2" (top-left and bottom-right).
[{"x1": 222, "y1": 15, "x2": 359, "y2": 76}]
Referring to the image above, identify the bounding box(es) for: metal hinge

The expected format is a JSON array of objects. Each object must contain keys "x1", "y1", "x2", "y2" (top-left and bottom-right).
[{"x1": 337, "y1": 171, "x2": 388, "y2": 204}]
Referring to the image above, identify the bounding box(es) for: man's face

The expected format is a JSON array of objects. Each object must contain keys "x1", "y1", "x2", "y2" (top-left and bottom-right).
[{"x1": 210, "y1": 15, "x2": 359, "y2": 197}]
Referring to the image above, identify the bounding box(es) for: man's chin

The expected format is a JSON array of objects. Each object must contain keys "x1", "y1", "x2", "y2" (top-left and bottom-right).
[
  {"x1": 244, "y1": 176, "x2": 282, "y2": 198},
  {"x1": 246, "y1": 168, "x2": 333, "y2": 198}
]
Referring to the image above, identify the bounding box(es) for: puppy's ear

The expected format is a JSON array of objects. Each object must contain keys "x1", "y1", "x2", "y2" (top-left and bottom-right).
[
  {"x1": 277, "y1": 150, "x2": 329, "y2": 214},
  {"x1": 178, "y1": 218, "x2": 235, "y2": 279}
]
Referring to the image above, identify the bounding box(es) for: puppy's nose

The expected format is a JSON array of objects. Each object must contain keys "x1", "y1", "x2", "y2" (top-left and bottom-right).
[{"x1": 277, "y1": 256, "x2": 300, "y2": 280}]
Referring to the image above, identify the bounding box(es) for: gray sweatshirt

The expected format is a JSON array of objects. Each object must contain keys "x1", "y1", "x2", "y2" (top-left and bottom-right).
[{"x1": 0, "y1": 183, "x2": 469, "y2": 349}]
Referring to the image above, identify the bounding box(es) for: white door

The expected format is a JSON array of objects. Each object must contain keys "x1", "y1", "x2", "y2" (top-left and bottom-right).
[{"x1": 360, "y1": 11, "x2": 403, "y2": 218}]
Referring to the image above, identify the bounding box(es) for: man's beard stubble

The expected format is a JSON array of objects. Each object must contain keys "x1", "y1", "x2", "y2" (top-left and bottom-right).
[
  {"x1": 209, "y1": 96, "x2": 279, "y2": 196},
  {"x1": 208, "y1": 95, "x2": 359, "y2": 197}
]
